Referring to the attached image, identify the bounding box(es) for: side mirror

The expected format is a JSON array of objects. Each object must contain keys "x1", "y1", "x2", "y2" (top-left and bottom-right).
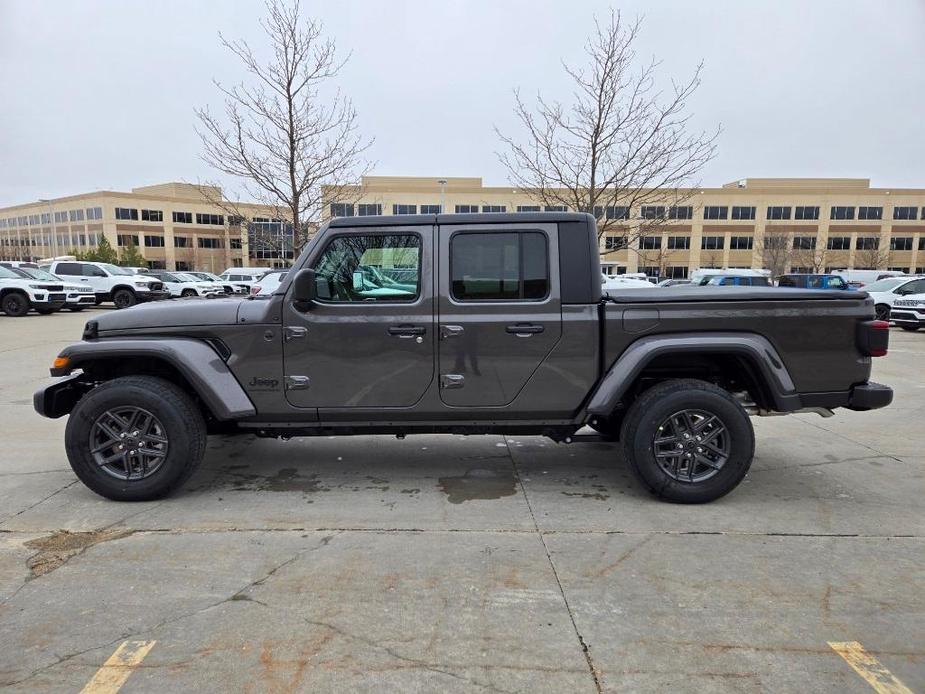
[
  {"x1": 352, "y1": 270, "x2": 365, "y2": 291},
  {"x1": 291, "y1": 268, "x2": 317, "y2": 310}
]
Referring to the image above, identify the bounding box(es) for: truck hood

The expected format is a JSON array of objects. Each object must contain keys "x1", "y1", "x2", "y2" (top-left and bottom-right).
[{"x1": 94, "y1": 297, "x2": 245, "y2": 332}]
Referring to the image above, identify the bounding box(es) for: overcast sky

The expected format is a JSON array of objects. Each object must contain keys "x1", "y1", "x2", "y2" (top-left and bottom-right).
[{"x1": 1, "y1": 0, "x2": 924, "y2": 208}]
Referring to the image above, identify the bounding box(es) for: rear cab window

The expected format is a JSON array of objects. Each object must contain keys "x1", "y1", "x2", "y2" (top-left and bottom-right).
[{"x1": 450, "y1": 231, "x2": 549, "y2": 301}]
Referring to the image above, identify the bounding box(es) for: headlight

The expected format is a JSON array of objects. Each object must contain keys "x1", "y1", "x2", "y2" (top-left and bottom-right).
[
  {"x1": 133, "y1": 281, "x2": 151, "y2": 288},
  {"x1": 197, "y1": 284, "x2": 211, "y2": 289},
  {"x1": 28, "y1": 284, "x2": 45, "y2": 289}
]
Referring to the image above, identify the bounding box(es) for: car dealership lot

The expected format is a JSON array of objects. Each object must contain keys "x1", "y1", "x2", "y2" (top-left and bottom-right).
[{"x1": 0, "y1": 309, "x2": 922, "y2": 693}]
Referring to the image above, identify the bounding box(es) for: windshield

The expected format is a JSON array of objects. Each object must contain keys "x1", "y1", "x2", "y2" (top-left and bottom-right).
[
  {"x1": 21, "y1": 268, "x2": 60, "y2": 281},
  {"x1": 99, "y1": 263, "x2": 133, "y2": 276},
  {"x1": 175, "y1": 273, "x2": 200, "y2": 282},
  {"x1": 0, "y1": 266, "x2": 20, "y2": 279},
  {"x1": 863, "y1": 278, "x2": 906, "y2": 292}
]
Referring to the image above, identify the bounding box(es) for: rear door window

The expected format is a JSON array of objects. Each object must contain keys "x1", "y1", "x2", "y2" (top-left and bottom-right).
[
  {"x1": 56, "y1": 262, "x2": 81, "y2": 275},
  {"x1": 451, "y1": 231, "x2": 548, "y2": 301}
]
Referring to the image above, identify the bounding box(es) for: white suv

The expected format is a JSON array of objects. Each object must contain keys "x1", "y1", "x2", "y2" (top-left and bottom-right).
[
  {"x1": 890, "y1": 288, "x2": 925, "y2": 332},
  {"x1": 44, "y1": 261, "x2": 170, "y2": 309},
  {"x1": 0, "y1": 265, "x2": 69, "y2": 316},
  {"x1": 864, "y1": 276, "x2": 925, "y2": 321},
  {"x1": 146, "y1": 271, "x2": 226, "y2": 298},
  {"x1": 10, "y1": 266, "x2": 96, "y2": 312}
]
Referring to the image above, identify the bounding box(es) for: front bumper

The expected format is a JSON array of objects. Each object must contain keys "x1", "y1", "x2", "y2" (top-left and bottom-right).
[
  {"x1": 66, "y1": 292, "x2": 96, "y2": 305},
  {"x1": 34, "y1": 374, "x2": 86, "y2": 419},
  {"x1": 889, "y1": 308, "x2": 925, "y2": 327},
  {"x1": 136, "y1": 290, "x2": 171, "y2": 302}
]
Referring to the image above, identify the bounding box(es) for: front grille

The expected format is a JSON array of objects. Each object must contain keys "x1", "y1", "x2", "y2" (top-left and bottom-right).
[
  {"x1": 49, "y1": 293, "x2": 66, "y2": 302},
  {"x1": 41, "y1": 284, "x2": 64, "y2": 291},
  {"x1": 893, "y1": 300, "x2": 925, "y2": 308},
  {"x1": 149, "y1": 282, "x2": 163, "y2": 291}
]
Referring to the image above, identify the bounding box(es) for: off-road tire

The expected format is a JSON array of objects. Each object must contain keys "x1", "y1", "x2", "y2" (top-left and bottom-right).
[
  {"x1": 65, "y1": 376, "x2": 207, "y2": 501},
  {"x1": 1, "y1": 292, "x2": 30, "y2": 317},
  {"x1": 112, "y1": 288, "x2": 137, "y2": 309},
  {"x1": 621, "y1": 378, "x2": 755, "y2": 503}
]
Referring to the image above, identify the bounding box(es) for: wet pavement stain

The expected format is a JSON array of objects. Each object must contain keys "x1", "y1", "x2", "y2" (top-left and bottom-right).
[
  {"x1": 230, "y1": 468, "x2": 329, "y2": 494},
  {"x1": 24, "y1": 529, "x2": 134, "y2": 577},
  {"x1": 438, "y1": 468, "x2": 517, "y2": 504}
]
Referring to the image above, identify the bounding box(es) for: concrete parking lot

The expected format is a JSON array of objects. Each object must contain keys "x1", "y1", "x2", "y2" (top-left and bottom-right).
[{"x1": 0, "y1": 307, "x2": 922, "y2": 693}]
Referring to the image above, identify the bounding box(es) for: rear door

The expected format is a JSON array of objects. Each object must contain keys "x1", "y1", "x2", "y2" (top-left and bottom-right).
[{"x1": 436, "y1": 223, "x2": 562, "y2": 407}]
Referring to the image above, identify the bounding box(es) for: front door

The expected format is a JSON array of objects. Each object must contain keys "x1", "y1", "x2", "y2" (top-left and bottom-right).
[
  {"x1": 282, "y1": 226, "x2": 435, "y2": 409},
  {"x1": 437, "y1": 223, "x2": 562, "y2": 407}
]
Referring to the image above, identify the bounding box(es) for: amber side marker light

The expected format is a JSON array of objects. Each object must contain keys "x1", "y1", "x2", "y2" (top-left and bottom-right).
[{"x1": 52, "y1": 356, "x2": 70, "y2": 371}]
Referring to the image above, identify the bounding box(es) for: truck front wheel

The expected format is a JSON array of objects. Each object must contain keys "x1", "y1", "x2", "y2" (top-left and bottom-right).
[
  {"x1": 621, "y1": 379, "x2": 754, "y2": 503},
  {"x1": 112, "y1": 288, "x2": 137, "y2": 309},
  {"x1": 64, "y1": 376, "x2": 207, "y2": 501}
]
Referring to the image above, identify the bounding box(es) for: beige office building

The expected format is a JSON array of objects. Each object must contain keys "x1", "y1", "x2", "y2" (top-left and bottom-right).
[
  {"x1": 0, "y1": 182, "x2": 292, "y2": 271},
  {"x1": 327, "y1": 176, "x2": 925, "y2": 278}
]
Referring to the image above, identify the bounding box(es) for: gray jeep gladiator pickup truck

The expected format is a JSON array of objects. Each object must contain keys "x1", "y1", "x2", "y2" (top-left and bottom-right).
[{"x1": 34, "y1": 212, "x2": 893, "y2": 503}]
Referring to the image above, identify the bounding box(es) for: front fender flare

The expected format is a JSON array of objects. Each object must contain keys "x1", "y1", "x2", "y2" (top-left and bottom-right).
[
  {"x1": 586, "y1": 332, "x2": 801, "y2": 417},
  {"x1": 41, "y1": 338, "x2": 256, "y2": 420}
]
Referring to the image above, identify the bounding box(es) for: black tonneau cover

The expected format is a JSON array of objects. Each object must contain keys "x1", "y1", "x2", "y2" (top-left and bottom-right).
[{"x1": 605, "y1": 286, "x2": 870, "y2": 303}]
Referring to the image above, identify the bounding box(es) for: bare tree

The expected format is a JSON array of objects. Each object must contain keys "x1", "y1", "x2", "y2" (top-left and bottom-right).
[
  {"x1": 196, "y1": 0, "x2": 372, "y2": 256},
  {"x1": 761, "y1": 233, "x2": 792, "y2": 277},
  {"x1": 792, "y1": 242, "x2": 828, "y2": 273},
  {"x1": 496, "y1": 10, "x2": 719, "y2": 250},
  {"x1": 853, "y1": 243, "x2": 891, "y2": 270},
  {"x1": 637, "y1": 237, "x2": 676, "y2": 277}
]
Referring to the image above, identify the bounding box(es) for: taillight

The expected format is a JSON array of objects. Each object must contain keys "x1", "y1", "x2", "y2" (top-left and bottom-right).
[{"x1": 858, "y1": 319, "x2": 890, "y2": 357}]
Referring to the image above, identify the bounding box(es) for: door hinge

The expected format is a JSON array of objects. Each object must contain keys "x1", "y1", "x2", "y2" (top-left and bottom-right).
[
  {"x1": 284, "y1": 326, "x2": 308, "y2": 341},
  {"x1": 440, "y1": 324, "x2": 464, "y2": 340},
  {"x1": 440, "y1": 374, "x2": 465, "y2": 389},
  {"x1": 285, "y1": 375, "x2": 311, "y2": 390}
]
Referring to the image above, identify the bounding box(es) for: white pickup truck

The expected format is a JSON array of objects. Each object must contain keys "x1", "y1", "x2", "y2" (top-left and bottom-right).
[{"x1": 43, "y1": 261, "x2": 169, "y2": 309}]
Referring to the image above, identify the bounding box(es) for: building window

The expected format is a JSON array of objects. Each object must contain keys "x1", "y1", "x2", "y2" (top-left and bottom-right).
[
  {"x1": 701, "y1": 235, "x2": 724, "y2": 250},
  {"x1": 767, "y1": 206, "x2": 792, "y2": 220},
  {"x1": 455, "y1": 205, "x2": 478, "y2": 213},
  {"x1": 482, "y1": 205, "x2": 506, "y2": 213},
  {"x1": 228, "y1": 216, "x2": 245, "y2": 226},
  {"x1": 855, "y1": 236, "x2": 879, "y2": 250},
  {"x1": 141, "y1": 209, "x2": 163, "y2": 222},
  {"x1": 668, "y1": 205, "x2": 692, "y2": 220},
  {"x1": 544, "y1": 205, "x2": 567, "y2": 212},
  {"x1": 451, "y1": 231, "x2": 548, "y2": 301},
  {"x1": 858, "y1": 206, "x2": 882, "y2": 220},
  {"x1": 39, "y1": 212, "x2": 50, "y2": 224},
  {"x1": 356, "y1": 203, "x2": 382, "y2": 216},
  {"x1": 827, "y1": 236, "x2": 851, "y2": 250},
  {"x1": 174, "y1": 236, "x2": 191, "y2": 248},
  {"x1": 920, "y1": 238, "x2": 925, "y2": 251},
  {"x1": 605, "y1": 236, "x2": 627, "y2": 251},
  {"x1": 330, "y1": 203, "x2": 354, "y2": 218},
  {"x1": 198, "y1": 237, "x2": 225, "y2": 249},
  {"x1": 664, "y1": 266, "x2": 689, "y2": 279},
  {"x1": 893, "y1": 206, "x2": 918, "y2": 220},
  {"x1": 28, "y1": 214, "x2": 41, "y2": 225},
  {"x1": 640, "y1": 266, "x2": 661, "y2": 278},
  {"x1": 640, "y1": 236, "x2": 662, "y2": 249},
  {"x1": 830, "y1": 206, "x2": 855, "y2": 220},
  {"x1": 420, "y1": 205, "x2": 441, "y2": 214},
  {"x1": 890, "y1": 237, "x2": 913, "y2": 251},
  {"x1": 393, "y1": 204, "x2": 417, "y2": 215},
  {"x1": 640, "y1": 206, "x2": 665, "y2": 220},
  {"x1": 115, "y1": 208, "x2": 138, "y2": 221},
  {"x1": 793, "y1": 236, "x2": 817, "y2": 250},
  {"x1": 731, "y1": 206, "x2": 756, "y2": 220},
  {"x1": 516, "y1": 205, "x2": 540, "y2": 212},
  {"x1": 68, "y1": 209, "x2": 85, "y2": 222},
  {"x1": 53, "y1": 211, "x2": 68, "y2": 224},
  {"x1": 143, "y1": 235, "x2": 165, "y2": 247},
  {"x1": 172, "y1": 211, "x2": 193, "y2": 224},
  {"x1": 230, "y1": 239, "x2": 242, "y2": 250},
  {"x1": 795, "y1": 206, "x2": 820, "y2": 220},
  {"x1": 117, "y1": 234, "x2": 139, "y2": 247},
  {"x1": 195, "y1": 213, "x2": 224, "y2": 225},
  {"x1": 605, "y1": 206, "x2": 630, "y2": 220},
  {"x1": 667, "y1": 236, "x2": 690, "y2": 250},
  {"x1": 729, "y1": 236, "x2": 754, "y2": 250},
  {"x1": 703, "y1": 206, "x2": 728, "y2": 220}
]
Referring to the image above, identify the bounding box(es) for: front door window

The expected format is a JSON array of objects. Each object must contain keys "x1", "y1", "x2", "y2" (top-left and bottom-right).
[{"x1": 314, "y1": 234, "x2": 421, "y2": 302}]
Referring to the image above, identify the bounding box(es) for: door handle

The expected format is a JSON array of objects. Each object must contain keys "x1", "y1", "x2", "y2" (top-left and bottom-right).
[
  {"x1": 506, "y1": 324, "x2": 544, "y2": 337},
  {"x1": 388, "y1": 325, "x2": 426, "y2": 338}
]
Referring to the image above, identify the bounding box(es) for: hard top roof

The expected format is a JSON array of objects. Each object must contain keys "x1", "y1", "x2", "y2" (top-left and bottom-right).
[{"x1": 328, "y1": 211, "x2": 593, "y2": 228}]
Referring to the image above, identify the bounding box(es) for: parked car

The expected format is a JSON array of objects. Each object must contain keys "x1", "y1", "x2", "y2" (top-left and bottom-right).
[
  {"x1": 145, "y1": 271, "x2": 226, "y2": 298},
  {"x1": 0, "y1": 265, "x2": 68, "y2": 316},
  {"x1": 44, "y1": 261, "x2": 169, "y2": 308},
  {"x1": 185, "y1": 271, "x2": 242, "y2": 295},
  {"x1": 0, "y1": 261, "x2": 40, "y2": 270},
  {"x1": 864, "y1": 276, "x2": 925, "y2": 322},
  {"x1": 601, "y1": 274, "x2": 653, "y2": 294},
  {"x1": 777, "y1": 274, "x2": 849, "y2": 290},
  {"x1": 36, "y1": 212, "x2": 892, "y2": 505},
  {"x1": 690, "y1": 268, "x2": 771, "y2": 286},
  {"x1": 656, "y1": 278, "x2": 691, "y2": 287},
  {"x1": 831, "y1": 269, "x2": 907, "y2": 288},
  {"x1": 219, "y1": 268, "x2": 267, "y2": 293},
  {"x1": 889, "y1": 290, "x2": 925, "y2": 331},
  {"x1": 704, "y1": 275, "x2": 772, "y2": 287},
  {"x1": 250, "y1": 270, "x2": 288, "y2": 295},
  {"x1": 9, "y1": 266, "x2": 96, "y2": 311}
]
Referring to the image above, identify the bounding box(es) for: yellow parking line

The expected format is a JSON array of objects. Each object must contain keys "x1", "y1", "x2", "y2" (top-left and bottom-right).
[
  {"x1": 828, "y1": 641, "x2": 913, "y2": 694},
  {"x1": 80, "y1": 640, "x2": 156, "y2": 694}
]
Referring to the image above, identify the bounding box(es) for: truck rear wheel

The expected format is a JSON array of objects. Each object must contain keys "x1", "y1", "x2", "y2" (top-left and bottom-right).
[
  {"x1": 620, "y1": 378, "x2": 754, "y2": 503},
  {"x1": 65, "y1": 376, "x2": 207, "y2": 501}
]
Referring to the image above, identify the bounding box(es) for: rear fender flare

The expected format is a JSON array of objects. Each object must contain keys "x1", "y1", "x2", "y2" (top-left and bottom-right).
[{"x1": 586, "y1": 332, "x2": 800, "y2": 416}]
